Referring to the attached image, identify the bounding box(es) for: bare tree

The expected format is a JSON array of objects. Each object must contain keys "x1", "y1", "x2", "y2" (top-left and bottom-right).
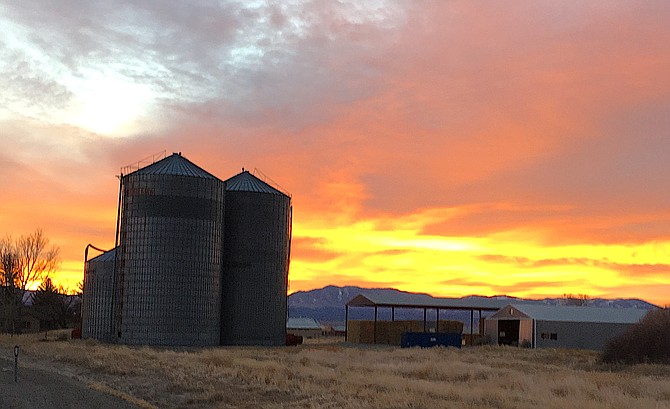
[
  {"x1": 0, "y1": 236, "x2": 21, "y2": 334},
  {"x1": 0, "y1": 230, "x2": 60, "y2": 334},
  {"x1": 0, "y1": 236, "x2": 19, "y2": 287},
  {"x1": 15, "y1": 229, "x2": 60, "y2": 291},
  {"x1": 563, "y1": 293, "x2": 590, "y2": 307}
]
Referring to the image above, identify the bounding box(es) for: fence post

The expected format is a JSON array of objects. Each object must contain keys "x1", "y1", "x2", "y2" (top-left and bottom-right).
[{"x1": 14, "y1": 345, "x2": 19, "y2": 383}]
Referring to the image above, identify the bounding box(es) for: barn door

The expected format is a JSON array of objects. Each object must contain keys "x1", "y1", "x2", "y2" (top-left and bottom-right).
[{"x1": 498, "y1": 320, "x2": 520, "y2": 346}]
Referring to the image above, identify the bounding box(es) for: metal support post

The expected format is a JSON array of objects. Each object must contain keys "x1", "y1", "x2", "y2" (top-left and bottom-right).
[
  {"x1": 423, "y1": 308, "x2": 427, "y2": 332},
  {"x1": 373, "y1": 306, "x2": 378, "y2": 344},
  {"x1": 345, "y1": 306, "x2": 349, "y2": 342},
  {"x1": 478, "y1": 310, "x2": 482, "y2": 334},
  {"x1": 470, "y1": 310, "x2": 474, "y2": 345}
]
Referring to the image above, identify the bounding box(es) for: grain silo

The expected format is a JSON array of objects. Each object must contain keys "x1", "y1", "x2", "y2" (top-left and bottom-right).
[
  {"x1": 82, "y1": 247, "x2": 117, "y2": 342},
  {"x1": 220, "y1": 170, "x2": 291, "y2": 346},
  {"x1": 116, "y1": 153, "x2": 225, "y2": 346}
]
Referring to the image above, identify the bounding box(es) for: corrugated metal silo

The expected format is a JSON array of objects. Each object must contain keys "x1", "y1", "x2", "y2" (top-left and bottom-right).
[
  {"x1": 116, "y1": 153, "x2": 225, "y2": 346},
  {"x1": 220, "y1": 170, "x2": 291, "y2": 346},
  {"x1": 82, "y1": 247, "x2": 117, "y2": 342}
]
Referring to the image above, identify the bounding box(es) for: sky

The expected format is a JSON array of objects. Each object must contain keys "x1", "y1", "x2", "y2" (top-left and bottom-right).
[{"x1": 1, "y1": 1, "x2": 670, "y2": 306}]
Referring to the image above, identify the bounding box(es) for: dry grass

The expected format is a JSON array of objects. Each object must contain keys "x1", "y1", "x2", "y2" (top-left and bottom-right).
[{"x1": 2, "y1": 332, "x2": 670, "y2": 409}]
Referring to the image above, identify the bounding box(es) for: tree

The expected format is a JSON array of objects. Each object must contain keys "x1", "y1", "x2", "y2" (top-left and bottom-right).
[
  {"x1": 602, "y1": 308, "x2": 670, "y2": 364},
  {"x1": 562, "y1": 293, "x2": 590, "y2": 307},
  {"x1": 31, "y1": 278, "x2": 78, "y2": 330},
  {"x1": 0, "y1": 229, "x2": 60, "y2": 334},
  {"x1": 0, "y1": 236, "x2": 21, "y2": 333},
  {"x1": 15, "y1": 229, "x2": 60, "y2": 291},
  {"x1": 0, "y1": 236, "x2": 19, "y2": 287}
]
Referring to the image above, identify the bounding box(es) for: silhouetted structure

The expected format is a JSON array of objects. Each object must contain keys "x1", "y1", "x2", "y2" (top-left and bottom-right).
[
  {"x1": 82, "y1": 247, "x2": 116, "y2": 341},
  {"x1": 221, "y1": 171, "x2": 291, "y2": 345},
  {"x1": 115, "y1": 154, "x2": 225, "y2": 346},
  {"x1": 81, "y1": 153, "x2": 291, "y2": 347}
]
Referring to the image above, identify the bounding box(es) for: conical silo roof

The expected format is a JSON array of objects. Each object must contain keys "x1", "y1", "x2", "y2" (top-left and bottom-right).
[
  {"x1": 88, "y1": 247, "x2": 117, "y2": 262},
  {"x1": 224, "y1": 170, "x2": 289, "y2": 196},
  {"x1": 127, "y1": 153, "x2": 219, "y2": 179}
]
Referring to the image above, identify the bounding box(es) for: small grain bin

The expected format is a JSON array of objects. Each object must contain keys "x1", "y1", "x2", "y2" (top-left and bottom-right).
[
  {"x1": 220, "y1": 170, "x2": 291, "y2": 346},
  {"x1": 116, "y1": 153, "x2": 225, "y2": 346},
  {"x1": 82, "y1": 247, "x2": 117, "y2": 342}
]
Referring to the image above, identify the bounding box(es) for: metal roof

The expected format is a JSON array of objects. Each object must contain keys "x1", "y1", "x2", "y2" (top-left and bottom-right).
[
  {"x1": 489, "y1": 303, "x2": 650, "y2": 324},
  {"x1": 88, "y1": 247, "x2": 117, "y2": 263},
  {"x1": 287, "y1": 317, "x2": 322, "y2": 330},
  {"x1": 346, "y1": 292, "x2": 537, "y2": 311},
  {"x1": 127, "y1": 153, "x2": 219, "y2": 179},
  {"x1": 224, "y1": 170, "x2": 288, "y2": 196}
]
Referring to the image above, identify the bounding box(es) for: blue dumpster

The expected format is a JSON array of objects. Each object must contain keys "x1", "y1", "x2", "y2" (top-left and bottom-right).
[{"x1": 400, "y1": 332, "x2": 462, "y2": 348}]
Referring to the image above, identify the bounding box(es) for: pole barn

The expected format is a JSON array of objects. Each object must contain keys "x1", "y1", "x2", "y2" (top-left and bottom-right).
[{"x1": 485, "y1": 304, "x2": 650, "y2": 350}]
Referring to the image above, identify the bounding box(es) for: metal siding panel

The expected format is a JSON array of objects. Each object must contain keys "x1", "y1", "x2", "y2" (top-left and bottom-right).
[
  {"x1": 535, "y1": 320, "x2": 635, "y2": 350},
  {"x1": 484, "y1": 319, "x2": 498, "y2": 344},
  {"x1": 519, "y1": 319, "x2": 533, "y2": 345},
  {"x1": 82, "y1": 253, "x2": 115, "y2": 342}
]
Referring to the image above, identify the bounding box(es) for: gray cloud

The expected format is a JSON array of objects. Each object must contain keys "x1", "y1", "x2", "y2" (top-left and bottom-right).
[
  {"x1": 0, "y1": 46, "x2": 73, "y2": 117},
  {"x1": 1, "y1": 1, "x2": 406, "y2": 132}
]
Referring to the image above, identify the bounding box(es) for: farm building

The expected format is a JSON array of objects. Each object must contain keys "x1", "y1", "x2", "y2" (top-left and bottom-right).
[
  {"x1": 345, "y1": 292, "x2": 511, "y2": 345},
  {"x1": 81, "y1": 152, "x2": 292, "y2": 347},
  {"x1": 485, "y1": 303, "x2": 650, "y2": 350},
  {"x1": 287, "y1": 317, "x2": 322, "y2": 339}
]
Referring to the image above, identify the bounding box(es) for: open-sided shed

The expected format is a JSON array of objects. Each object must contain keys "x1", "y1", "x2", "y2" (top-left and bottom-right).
[{"x1": 345, "y1": 292, "x2": 521, "y2": 344}]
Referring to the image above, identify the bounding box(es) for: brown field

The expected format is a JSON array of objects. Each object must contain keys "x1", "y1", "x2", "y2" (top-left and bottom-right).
[{"x1": 2, "y1": 331, "x2": 670, "y2": 409}]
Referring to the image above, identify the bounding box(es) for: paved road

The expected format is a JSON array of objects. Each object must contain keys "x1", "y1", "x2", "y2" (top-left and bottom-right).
[{"x1": 0, "y1": 357, "x2": 140, "y2": 409}]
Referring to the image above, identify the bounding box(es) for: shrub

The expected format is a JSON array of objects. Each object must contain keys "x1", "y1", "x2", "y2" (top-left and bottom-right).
[{"x1": 602, "y1": 308, "x2": 670, "y2": 364}]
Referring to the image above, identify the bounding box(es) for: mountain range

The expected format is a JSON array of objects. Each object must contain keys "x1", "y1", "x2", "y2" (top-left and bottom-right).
[{"x1": 288, "y1": 285, "x2": 658, "y2": 325}]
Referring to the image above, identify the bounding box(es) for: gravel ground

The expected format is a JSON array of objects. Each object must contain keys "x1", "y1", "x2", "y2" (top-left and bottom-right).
[{"x1": 0, "y1": 352, "x2": 140, "y2": 409}]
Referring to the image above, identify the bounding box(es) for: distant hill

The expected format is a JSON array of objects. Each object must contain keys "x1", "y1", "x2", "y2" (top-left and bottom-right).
[{"x1": 288, "y1": 285, "x2": 658, "y2": 325}]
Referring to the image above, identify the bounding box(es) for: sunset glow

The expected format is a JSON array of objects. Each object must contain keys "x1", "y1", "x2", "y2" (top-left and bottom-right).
[
  {"x1": 2, "y1": 1, "x2": 670, "y2": 305},
  {"x1": 290, "y1": 206, "x2": 670, "y2": 305}
]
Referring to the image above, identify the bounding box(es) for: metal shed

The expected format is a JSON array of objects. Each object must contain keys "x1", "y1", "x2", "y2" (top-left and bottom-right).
[
  {"x1": 287, "y1": 317, "x2": 322, "y2": 339},
  {"x1": 485, "y1": 303, "x2": 651, "y2": 350}
]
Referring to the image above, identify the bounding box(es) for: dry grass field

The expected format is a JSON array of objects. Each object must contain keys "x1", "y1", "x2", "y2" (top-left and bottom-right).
[{"x1": 2, "y1": 332, "x2": 670, "y2": 409}]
